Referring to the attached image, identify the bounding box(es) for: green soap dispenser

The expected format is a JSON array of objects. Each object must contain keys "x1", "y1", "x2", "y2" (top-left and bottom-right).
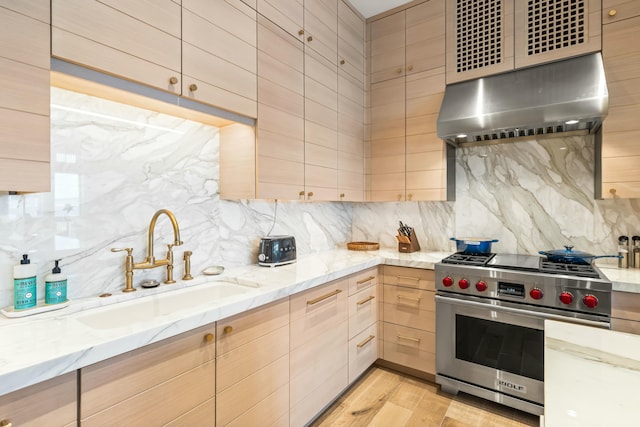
[
  {"x1": 14, "y1": 254, "x2": 37, "y2": 310},
  {"x1": 45, "y1": 259, "x2": 67, "y2": 305}
]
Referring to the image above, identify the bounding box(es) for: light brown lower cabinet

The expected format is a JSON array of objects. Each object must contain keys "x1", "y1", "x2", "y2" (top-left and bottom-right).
[
  {"x1": 290, "y1": 278, "x2": 349, "y2": 427},
  {"x1": 0, "y1": 371, "x2": 76, "y2": 427},
  {"x1": 611, "y1": 290, "x2": 640, "y2": 334},
  {"x1": 347, "y1": 267, "x2": 379, "y2": 382},
  {"x1": 216, "y1": 299, "x2": 290, "y2": 427},
  {"x1": 80, "y1": 323, "x2": 216, "y2": 427},
  {"x1": 381, "y1": 265, "x2": 436, "y2": 375}
]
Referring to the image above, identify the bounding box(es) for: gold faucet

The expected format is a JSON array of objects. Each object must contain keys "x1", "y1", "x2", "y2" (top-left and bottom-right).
[{"x1": 111, "y1": 209, "x2": 183, "y2": 292}]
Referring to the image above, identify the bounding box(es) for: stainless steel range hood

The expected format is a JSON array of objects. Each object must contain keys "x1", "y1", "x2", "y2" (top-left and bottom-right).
[{"x1": 437, "y1": 53, "x2": 608, "y2": 145}]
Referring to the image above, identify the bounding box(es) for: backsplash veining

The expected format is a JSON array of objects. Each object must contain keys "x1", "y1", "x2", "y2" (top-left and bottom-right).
[
  {"x1": 353, "y1": 136, "x2": 640, "y2": 260},
  {"x1": 0, "y1": 88, "x2": 351, "y2": 308},
  {"x1": 1, "y1": 87, "x2": 639, "y2": 309}
]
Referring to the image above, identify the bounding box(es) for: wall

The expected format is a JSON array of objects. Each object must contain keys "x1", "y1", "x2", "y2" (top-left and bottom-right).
[
  {"x1": 353, "y1": 135, "x2": 640, "y2": 261},
  {"x1": 0, "y1": 89, "x2": 351, "y2": 308},
  {"x1": 2, "y1": 88, "x2": 639, "y2": 310}
]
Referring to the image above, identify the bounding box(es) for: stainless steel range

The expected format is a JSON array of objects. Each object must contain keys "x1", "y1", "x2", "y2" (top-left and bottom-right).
[{"x1": 434, "y1": 252, "x2": 612, "y2": 416}]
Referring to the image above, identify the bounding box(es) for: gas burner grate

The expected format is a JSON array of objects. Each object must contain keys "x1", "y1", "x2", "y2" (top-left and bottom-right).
[
  {"x1": 442, "y1": 253, "x2": 496, "y2": 266},
  {"x1": 539, "y1": 260, "x2": 599, "y2": 278}
]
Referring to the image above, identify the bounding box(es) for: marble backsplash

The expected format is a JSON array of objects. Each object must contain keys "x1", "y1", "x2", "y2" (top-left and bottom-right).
[
  {"x1": 0, "y1": 88, "x2": 351, "y2": 308},
  {"x1": 1, "y1": 87, "x2": 639, "y2": 309}
]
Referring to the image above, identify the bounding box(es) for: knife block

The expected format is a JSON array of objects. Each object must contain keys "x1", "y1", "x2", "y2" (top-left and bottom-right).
[{"x1": 397, "y1": 229, "x2": 420, "y2": 253}]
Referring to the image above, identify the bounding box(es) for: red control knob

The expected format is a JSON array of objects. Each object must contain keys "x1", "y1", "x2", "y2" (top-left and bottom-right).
[
  {"x1": 475, "y1": 280, "x2": 488, "y2": 292},
  {"x1": 442, "y1": 276, "x2": 454, "y2": 287},
  {"x1": 529, "y1": 288, "x2": 544, "y2": 300},
  {"x1": 559, "y1": 291, "x2": 573, "y2": 305},
  {"x1": 583, "y1": 294, "x2": 599, "y2": 309},
  {"x1": 459, "y1": 278, "x2": 470, "y2": 289}
]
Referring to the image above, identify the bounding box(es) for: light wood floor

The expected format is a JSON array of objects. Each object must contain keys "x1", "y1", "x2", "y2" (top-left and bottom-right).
[{"x1": 311, "y1": 367, "x2": 540, "y2": 427}]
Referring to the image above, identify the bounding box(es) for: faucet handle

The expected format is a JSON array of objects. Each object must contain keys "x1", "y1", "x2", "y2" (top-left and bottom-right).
[{"x1": 111, "y1": 247, "x2": 133, "y2": 256}]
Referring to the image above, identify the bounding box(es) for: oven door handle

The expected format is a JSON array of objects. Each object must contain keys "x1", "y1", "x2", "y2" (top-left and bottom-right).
[{"x1": 435, "y1": 294, "x2": 609, "y2": 328}]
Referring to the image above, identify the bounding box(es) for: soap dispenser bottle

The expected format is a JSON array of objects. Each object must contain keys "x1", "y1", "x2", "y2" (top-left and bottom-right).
[
  {"x1": 14, "y1": 254, "x2": 37, "y2": 310},
  {"x1": 45, "y1": 259, "x2": 67, "y2": 304}
]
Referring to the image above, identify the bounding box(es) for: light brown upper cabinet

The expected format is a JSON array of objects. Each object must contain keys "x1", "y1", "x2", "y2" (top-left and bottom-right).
[
  {"x1": 223, "y1": 0, "x2": 364, "y2": 201},
  {"x1": 446, "y1": 0, "x2": 602, "y2": 83},
  {"x1": 0, "y1": 0, "x2": 51, "y2": 192},
  {"x1": 368, "y1": 1, "x2": 450, "y2": 202},
  {"x1": 337, "y1": 2, "x2": 365, "y2": 202},
  {"x1": 600, "y1": 6, "x2": 640, "y2": 198},
  {"x1": 181, "y1": 0, "x2": 258, "y2": 118},
  {"x1": 52, "y1": 0, "x2": 258, "y2": 118},
  {"x1": 371, "y1": 0, "x2": 445, "y2": 85}
]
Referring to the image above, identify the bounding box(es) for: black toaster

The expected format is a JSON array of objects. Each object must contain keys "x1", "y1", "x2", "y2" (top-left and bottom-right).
[{"x1": 258, "y1": 235, "x2": 297, "y2": 267}]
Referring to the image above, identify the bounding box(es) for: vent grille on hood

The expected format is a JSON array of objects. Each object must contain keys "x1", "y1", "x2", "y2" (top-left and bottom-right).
[{"x1": 437, "y1": 53, "x2": 608, "y2": 145}]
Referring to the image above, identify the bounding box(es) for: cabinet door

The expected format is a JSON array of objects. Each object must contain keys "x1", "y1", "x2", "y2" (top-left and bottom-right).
[
  {"x1": 256, "y1": 16, "x2": 305, "y2": 199},
  {"x1": 304, "y1": 48, "x2": 339, "y2": 201},
  {"x1": 405, "y1": 70, "x2": 447, "y2": 201},
  {"x1": 216, "y1": 299, "x2": 289, "y2": 427},
  {"x1": 514, "y1": 0, "x2": 602, "y2": 69},
  {"x1": 603, "y1": 0, "x2": 640, "y2": 24},
  {"x1": 369, "y1": 77, "x2": 406, "y2": 201},
  {"x1": 52, "y1": 0, "x2": 181, "y2": 93},
  {"x1": 303, "y1": 0, "x2": 338, "y2": 65},
  {"x1": 370, "y1": 11, "x2": 405, "y2": 84},
  {"x1": 405, "y1": 0, "x2": 445, "y2": 75},
  {"x1": 601, "y1": 15, "x2": 640, "y2": 198},
  {"x1": 445, "y1": 0, "x2": 514, "y2": 83},
  {"x1": 80, "y1": 324, "x2": 216, "y2": 426},
  {"x1": 0, "y1": 372, "x2": 76, "y2": 427},
  {"x1": 337, "y1": 1, "x2": 365, "y2": 201},
  {"x1": 257, "y1": 0, "x2": 304, "y2": 41},
  {"x1": 290, "y1": 279, "x2": 348, "y2": 426},
  {"x1": 182, "y1": 0, "x2": 257, "y2": 118},
  {"x1": 0, "y1": 2, "x2": 50, "y2": 192}
]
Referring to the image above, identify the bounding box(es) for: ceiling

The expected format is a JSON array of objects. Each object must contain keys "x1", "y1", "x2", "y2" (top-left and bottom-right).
[{"x1": 348, "y1": 0, "x2": 414, "y2": 18}]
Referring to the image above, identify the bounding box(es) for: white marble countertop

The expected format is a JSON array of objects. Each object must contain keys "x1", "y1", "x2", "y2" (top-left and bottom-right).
[
  {"x1": 598, "y1": 265, "x2": 640, "y2": 293},
  {"x1": 0, "y1": 248, "x2": 447, "y2": 396},
  {"x1": 544, "y1": 319, "x2": 640, "y2": 426}
]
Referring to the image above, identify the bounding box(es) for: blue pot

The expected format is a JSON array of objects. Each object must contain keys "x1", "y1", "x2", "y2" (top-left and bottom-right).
[{"x1": 450, "y1": 237, "x2": 499, "y2": 254}]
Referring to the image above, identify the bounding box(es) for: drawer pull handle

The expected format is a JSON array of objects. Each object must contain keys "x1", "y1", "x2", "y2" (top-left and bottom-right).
[
  {"x1": 189, "y1": 83, "x2": 198, "y2": 92},
  {"x1": 357, "y1": 335, "x2": 375, "y2": 348},
  {"x1": 356, "y1": 276, "x2": 376, "y2": 285},
  {"x1": 397, "y1": 275, "x2": 419, "y2": 282},
  {"x1": 204, "y1": 333, "x2": 214, "y2": 342},
  {"x1": 609, "y1": 9, "x2": 617, "y2": 17},
  {"x1": 397, "y1": 294, "x2": 421, "y2": 303},
  {"x1": 397, "y1": 334, "x2": 421, "y2": 343},
  {"x1": 223, "y1": 326, "x2": 233, "y2": 334},
  {"x1": 307, "y1": 289, "x2": 342, "y2": 305},
  {"x1": 169, "y1": 76, "x2": 178, "y2": 85},
  {"x1": 357, "y1": 295, "x2": 375, "y2": 305}
]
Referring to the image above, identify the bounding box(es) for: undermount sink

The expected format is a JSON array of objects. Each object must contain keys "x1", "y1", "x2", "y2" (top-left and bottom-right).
[{"x1": 74, "y1": 281, "x2": 252, "y2": 330}]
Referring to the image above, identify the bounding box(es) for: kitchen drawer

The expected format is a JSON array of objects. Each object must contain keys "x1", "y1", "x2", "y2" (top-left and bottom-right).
[
  {"x1": 348, "y1": 267, "x2": 379, "y2": 295},
  {"x1": 383, "y1": 265, "x2": 435, "y2": 290},
  {"x1": 0, "y1": 371, "x2": 76, "y2": 427},
  {"x1": 81, "y1": 323, "x2": 215, "y2": 417},
  {"x1": 290, "y1": 279, "x2": 348, "y2": 349},
  {"x1": 217, "y1": 298, "x2": 289, "y2": 356},
  {"x1": 217, "y1": 354, "x2": 289, "y2": 427},
  {"x1": 348, "y1": 323, "x2": 378, "y2": 383},
  {"x1": 82, "y1": 360, "x2": 215, "y2": 427},
  {"x1": 612, "y1": 290, "x2": 640, "y2": 322},
  {"x1": 382, "y1": 323, "x2": 435, "y2": 374},
  {"x1": 348, "y1": 285, "x2": 378, "y2": 339},
  {"x1": 383, "y1": 285, "x2": 435, "y2": 332}
]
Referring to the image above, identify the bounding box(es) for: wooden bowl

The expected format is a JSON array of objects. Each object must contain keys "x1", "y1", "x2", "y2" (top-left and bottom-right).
[{"x1": 347, "y1": 242, "x2": 380, "y2": 251}]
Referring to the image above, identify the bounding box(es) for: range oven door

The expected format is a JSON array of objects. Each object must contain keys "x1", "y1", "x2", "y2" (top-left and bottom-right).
[{"x1": 435, "y1": 292, "x2": 608, "y2": 413}]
